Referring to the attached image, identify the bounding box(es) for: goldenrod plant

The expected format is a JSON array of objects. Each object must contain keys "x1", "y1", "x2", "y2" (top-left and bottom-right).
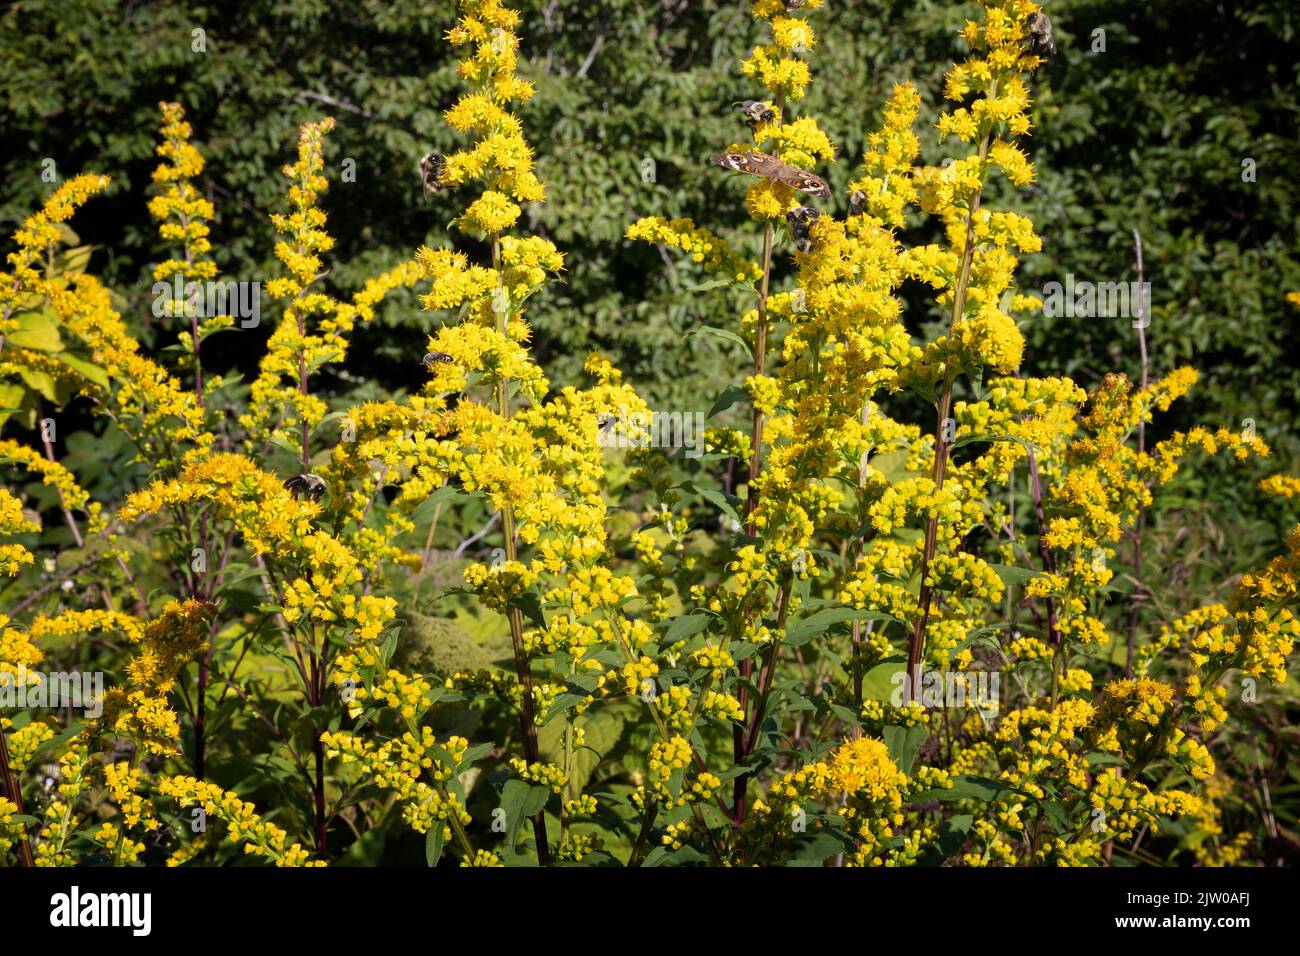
[{"x1": 1, "y1": 0, "x2": 1296, "y2": 868}]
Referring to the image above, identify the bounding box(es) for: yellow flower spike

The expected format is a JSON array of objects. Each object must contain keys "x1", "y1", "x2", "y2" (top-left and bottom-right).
[
  {"x1": 626, "y1": 217, "x2": 762, "y2": 282},
  {"x1": 158, "y1": 777, "x2": 323, "y2": 866}
]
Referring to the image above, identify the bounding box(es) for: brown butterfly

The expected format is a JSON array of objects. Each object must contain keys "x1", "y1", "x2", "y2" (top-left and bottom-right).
[
  {"x1": 710, "y1": 151, "x2": 830, "y2": 200},
  {"x1": 419, "y1": 152, "x2": 447, "y2": 195}
]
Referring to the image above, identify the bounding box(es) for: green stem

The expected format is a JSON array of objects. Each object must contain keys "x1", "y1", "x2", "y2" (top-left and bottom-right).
[
  {"x1": 907, "y1": 120, "x2": 995, "y2": 700},
  {"x1": 491, "y1": 233, "x2": 550, "y2": 866},
  {"x1": 0, "y1": 726, "x2": 35, "y2": 866}
]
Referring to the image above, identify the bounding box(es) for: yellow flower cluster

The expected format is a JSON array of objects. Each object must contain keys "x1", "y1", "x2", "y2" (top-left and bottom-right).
[
  {"x1": 3, "y1": 0, "x2": 1297, "y2": 873},
  {"x1": 0, "y1": 796, "x2": 24, "y2": 858},
  {"x1": 158, "y1": 776, "x2": 323, "y2": 866},
  {"x1": 508, "y1": 756, "x2": 567, "y2": 794},
  {"x1": 100, "y1": 600, "x2": 212, "y2": 756},
  {"x1": 625, "y1": 217, "x2": 761, "y2": 283},
  {"x1": 743, "y1": 737, "x2": 942, "y2": 865},
  {"x1": 3, "y1": 175, "x2": 208, "y2": 466},
  {"x1": 0, "y1": 488, "x2": 38, "y2": 575},
  {"x1": 1, "y1": 439, "x2": 104, "y2": 534},
  {"x1": 0, "y1": 614, "x2": 43, "y2": 680},
  {"x1": 1097, "y1": 679, "x2": 1214, "y2": 780},
  {"x1": 994, "y1": 699, "x2": 1094, "y2": 800},
  {"x1": 148, "y1": 101, "x2": 222, "y2": 345},
  {"x1": 323, "y1": 729, "x2": 475, "y2": 845},
  {"x1": 850, "y1": 83, "x2": 922, "y2": 227},
  {"x1": 1261, "y1": 473, "x2": 1300, "y2": 499},
  {"x1": 0, "y1": 717, "x2": 54, "y2": 771},
  {"x1": 104, "y1": 761, "x2": 151, "y2": 824}
]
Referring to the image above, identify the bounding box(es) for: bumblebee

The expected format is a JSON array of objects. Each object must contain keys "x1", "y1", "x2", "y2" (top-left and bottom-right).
[
  {"x1": 847, "y1": 188, "x2": 867, "y2": 218},
  {"x1": 786, "y1": 206, "x2": 822, "y2": 253},
  {"x1": 738, "y1": 99, "x2": 776, "y2": 130},
  {"x1": 419, "y1": 152, "x2": 447, "y2": 195},
  {"x1": 1025, "y1": 11, "x2": 1056, "y2": 58},
  {"x1": 283, "y1": 473, "x2": 327, "y2": 502}
]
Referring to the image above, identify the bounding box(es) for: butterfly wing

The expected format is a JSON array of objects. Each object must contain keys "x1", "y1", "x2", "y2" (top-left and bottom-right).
[
  {"x1": 710, "y1": 151, "x2": 782, "y2": 176},
  {"x1": 774, "y1": 163, "x2": 831, "y2": 200},
  {"x1": 711, "y1": 151, "x2": 829, "y2": 199}
]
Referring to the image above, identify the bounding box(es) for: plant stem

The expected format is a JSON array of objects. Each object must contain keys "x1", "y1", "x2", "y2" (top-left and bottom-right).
[
  {"x1": 743, "y1": 573, "x2": 794, "y2": 755},
  {"x1": 109, "y1": 750, "x2": 139, "y2": 867},
  {"x1": 0, "y1": 726, "x2": 35, "y2": 866},
  {"x1": 850, "y1": 403, "x2": 873, "y2": 736},
  {"x1": 743, "y1": 220, "x2": 775, "y2": 541},
  {"x1": 308, "y1": 621, "x2": 328, "y2": 856},
  {"x1": 627, "y1": 798, "x2": 659, "y2": 867},
  {"x1": 491, "y1": 234, "x2": 550, "y2": 866},
  {"x1": 907, "y1": 380, "x2": 954, "y2": 698},
  {"x1": 732, "y1": 89, "x2": 788, "y2": 824},
  {"x1": 1126, "y1": 228, "x2": 1149, "y2": 677},
  {"x1": 1027, "y1": 450, "x2": 1062, "y2": 700},
  {"x1": 907, "y1": 127, "x2": 993, "y2": 700}
]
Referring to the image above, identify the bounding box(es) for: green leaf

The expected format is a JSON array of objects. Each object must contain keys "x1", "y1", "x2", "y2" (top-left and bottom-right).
[
  {"x1": 336, "y1": 822, "x2": 387, "y2": 866},
  {"x1": 0, "y1": 382, "x2": 30, "y2": 429},
  {"x1": 6, "y1": 309, "x2": 63, "y2": 351},
  {"x1": 952, "y1": 432, "x2": 1039, "y2": 454},
  {"x1": 425, "y1": 821, "x2": 446, "y2": 867},
  {"x1": 641, "y1": 845, "x2": 670, "y2": 867},
  {"x1": 379, "y1": 629, "x2": 400, "y2": 666},
  {"x1": 54, "y1": 352, "x2": 110, "y2": 389},
  {"x1": 917, "y1": 814, "x2": 973, "y2": 865},
  {"x1": 912, "y1": 775, "x2": 1010, "y2": 804},
  {"x1": 17, "y1": 367, "x2": 68, "y2": 404},
  {"x1": 539, "y1": 710, "x2": 627, "y2": 796},
  {"x1": 1084, "y1": 751, "x2": 1127, "y2": 768},
  {"x1": 540, "y1": 692, "x2": 587, "y2": 724},
  {"x1": 784, "y1": 607, "x2": 894, "y2": 647},
  {"x1": 508, "y1": 592, "x2": 547, "y2": 629},
  {"x1": 409, "y1": 482, "x2": 471, "y2": 523},
  {"x1": 33, "y1": 721, "x2": 87, "y2": 762},
  {"x1": 686, "y1": 325, "x2": 752, "y2": 359},
  {"x1": 267, "y1": 433, "x2": 301, "y2": 459},
  {"x1": 827, "y1": 701, "x2": 859, "y2": 725},
  {"x1": 501, "y1": 779, "x2": 551, "y2": 850},
  {"x1": 663, "y1": 613, "x2": 710, "y2": 644},
  {"x1": 883, "y1": 723, "x2": 928, "y2": 773},
  {"x1": 707, "y1": 384, "x2": 749, "y2": 419},
  {"x1": 682, "y1": 276, "x2": 738, "y2": 293},
  {"x1": 787, "y1": 830, "x2": 845, "y2": 866},
  {"x1": 989, "y1": 564, "x2": 1038, "y2": 588},
  {"x1": 57, "y1": 244, "x2": 93, "y2": 275},
  {"x1": 696, "y1": 487, "x2": 742, "y2": 525},
  {"x1": 1040, "y1": 799, "x2": 1069, "y2": 833}
]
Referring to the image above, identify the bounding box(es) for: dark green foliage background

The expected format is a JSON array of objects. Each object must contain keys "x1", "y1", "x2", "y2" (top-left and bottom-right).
[{"x1": 3, "y1": 0, "x2": 1298, "y2": 574}]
